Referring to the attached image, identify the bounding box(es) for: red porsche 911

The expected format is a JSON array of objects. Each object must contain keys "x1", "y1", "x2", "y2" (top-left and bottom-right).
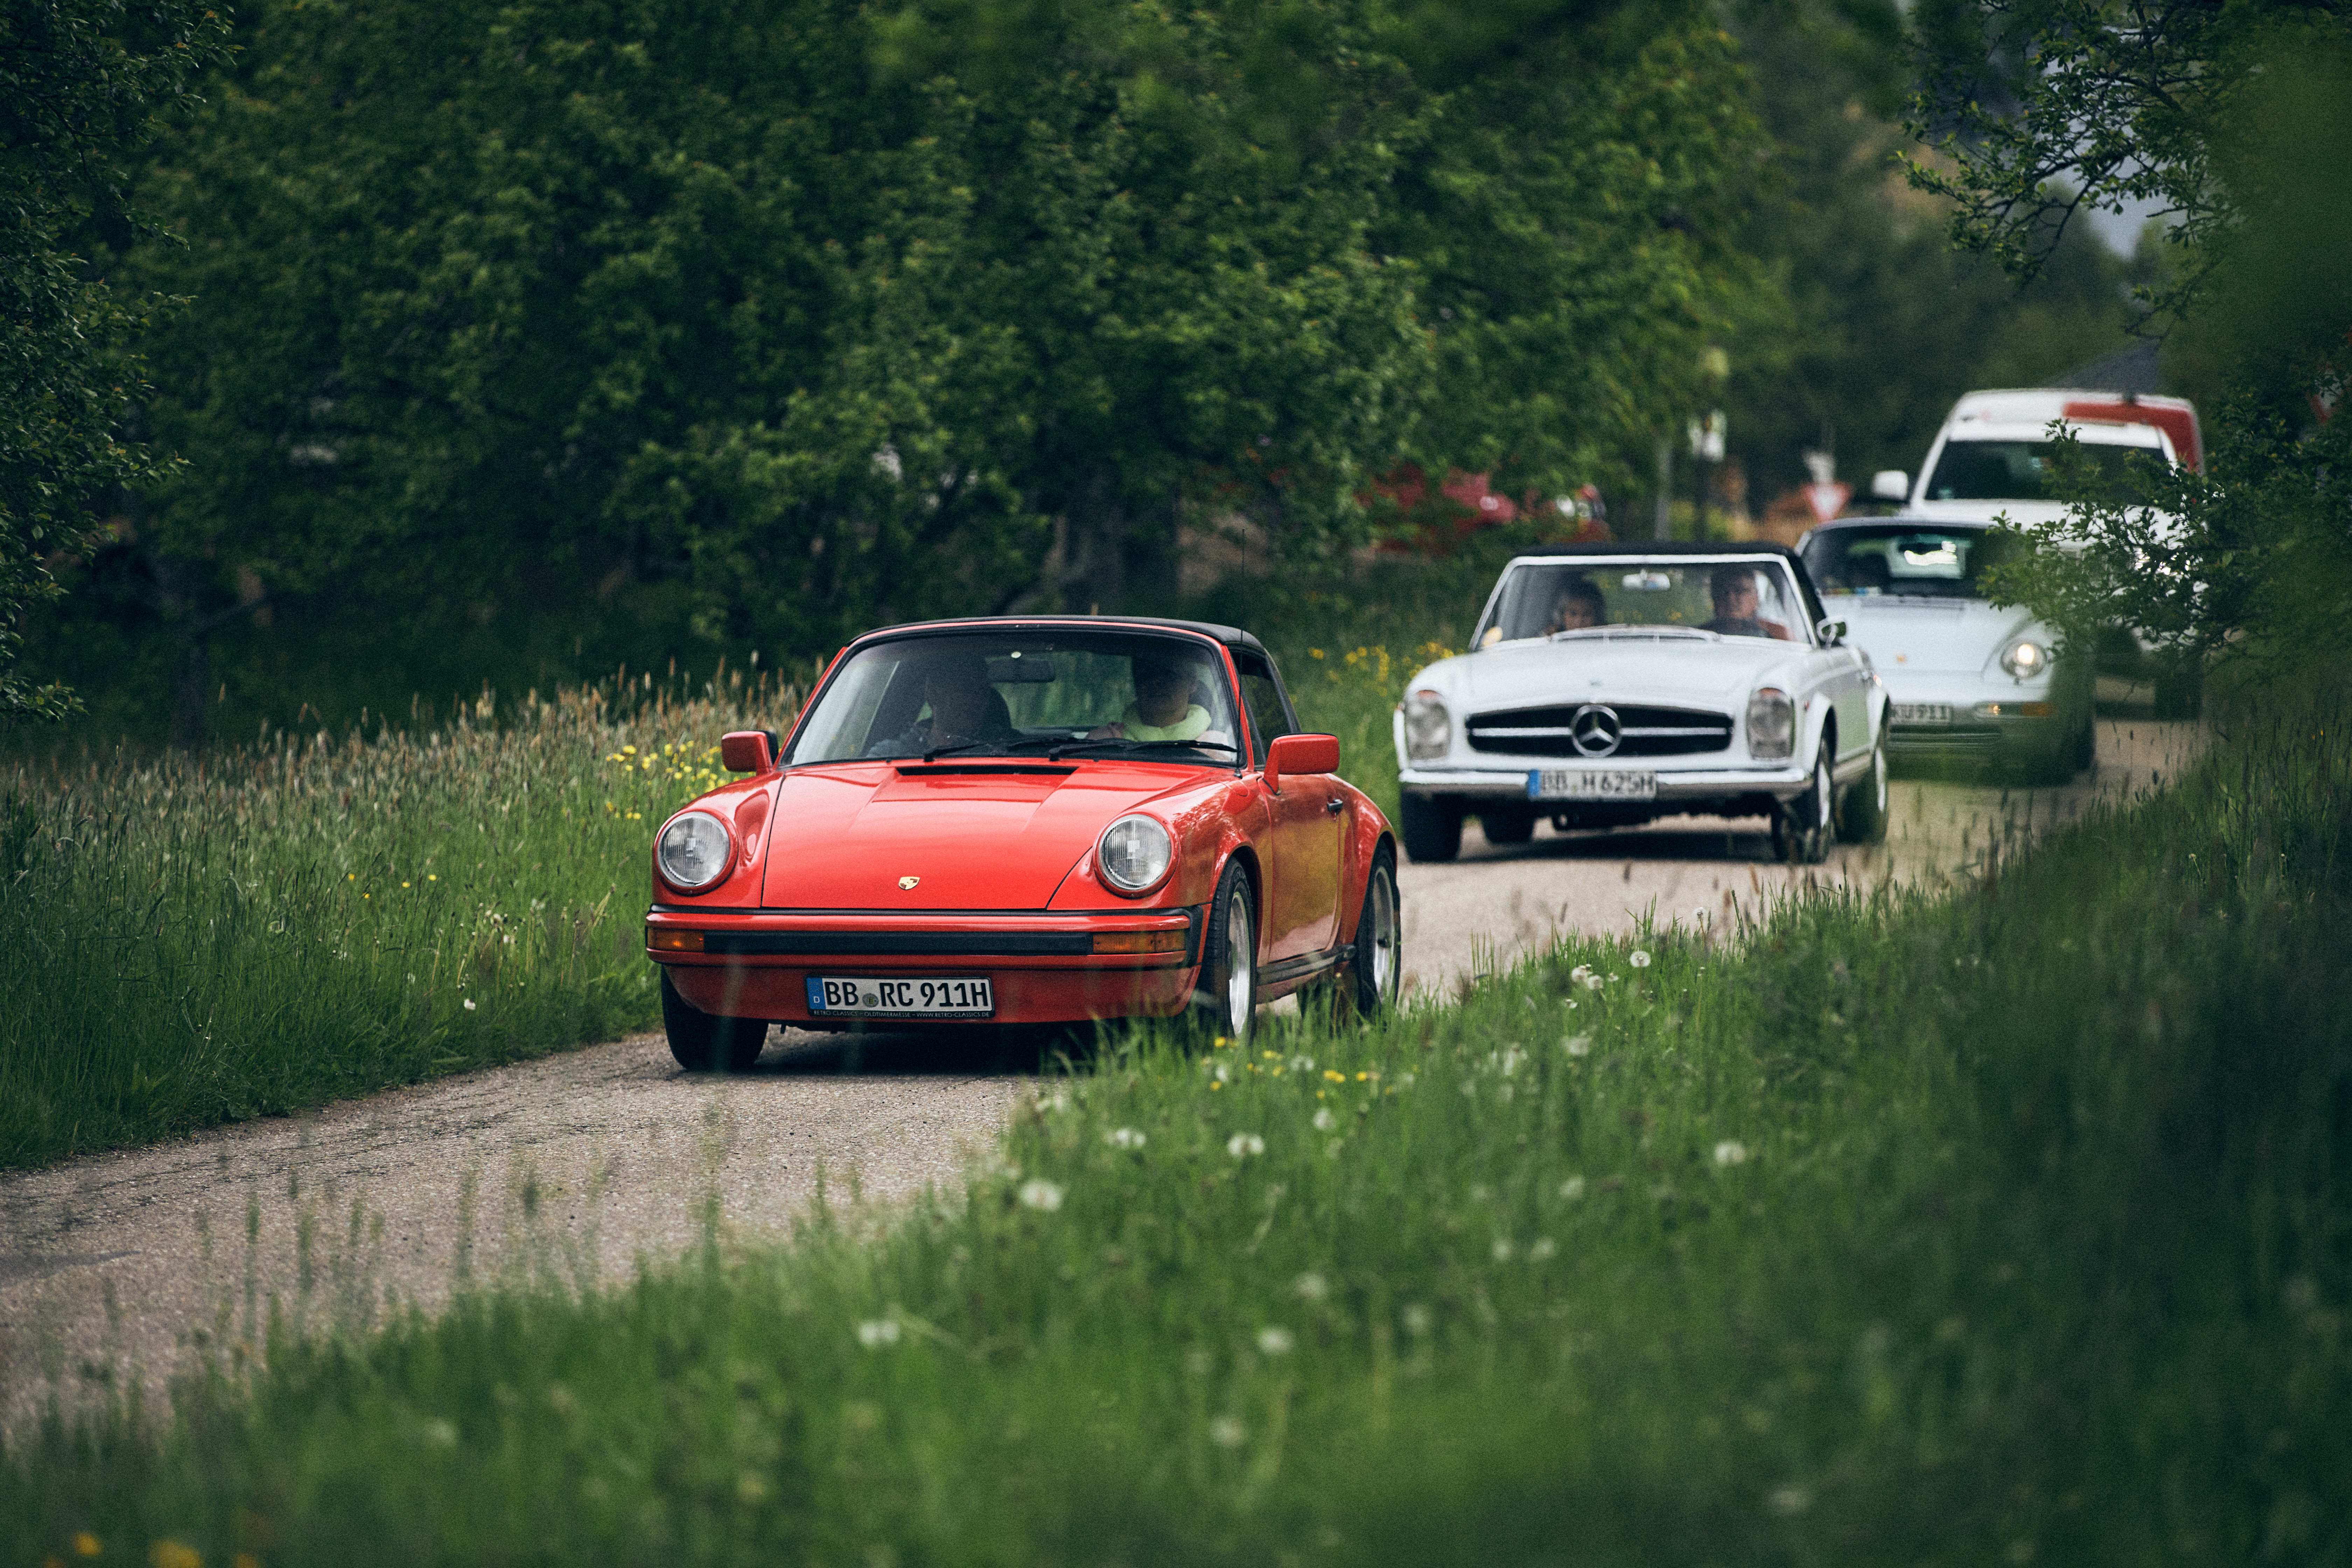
[{"x1": 644, "y1": 617, "x2": 1402, "y2": 1069}]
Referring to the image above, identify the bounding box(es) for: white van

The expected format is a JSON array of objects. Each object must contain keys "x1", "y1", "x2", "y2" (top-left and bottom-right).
[{"x1": 1870, "y1": 389, "x2": 2201, "y2": 526}]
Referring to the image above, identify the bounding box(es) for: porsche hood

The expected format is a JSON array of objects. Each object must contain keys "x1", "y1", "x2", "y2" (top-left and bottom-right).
[
  {"x1": 1836, "y1": 599, "x2": 2041, "y2": 678},
  {"x1": 756, "y1": 764, "x2": 1190, "y2": 909}
]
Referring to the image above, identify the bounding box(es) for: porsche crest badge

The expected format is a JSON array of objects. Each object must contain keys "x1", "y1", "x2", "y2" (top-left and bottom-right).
[{"x1": 897, "y1": 875, "x2": 920, "y2": 891}]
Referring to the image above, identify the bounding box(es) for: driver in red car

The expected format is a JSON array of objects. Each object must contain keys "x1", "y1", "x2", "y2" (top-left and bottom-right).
[
  {"x1": 868, "y1": 652, "x2": 1018, "y2": 756},
  {"x1": 1088, "y1": 652, "x2": 1214, "y2": 742}
]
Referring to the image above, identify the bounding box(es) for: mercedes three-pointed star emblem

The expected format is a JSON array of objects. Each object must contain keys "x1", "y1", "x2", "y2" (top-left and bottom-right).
[{"x1": 1569, "y1": 704, "x2": 1623, "y2": 758}]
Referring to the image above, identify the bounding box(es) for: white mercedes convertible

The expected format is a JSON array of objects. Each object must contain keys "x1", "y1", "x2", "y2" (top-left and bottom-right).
[{"x1": 1393, "y1": 544, "x2": 1889, "y2": 863}]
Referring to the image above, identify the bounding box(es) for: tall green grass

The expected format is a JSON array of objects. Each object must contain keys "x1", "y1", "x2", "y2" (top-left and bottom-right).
[
  {"x1": 10, "y1": 699, "x2": 2345, "y2": 1563},
  {"x1": 0, "y1": 674, "x2": 798, "y2": 1169}
]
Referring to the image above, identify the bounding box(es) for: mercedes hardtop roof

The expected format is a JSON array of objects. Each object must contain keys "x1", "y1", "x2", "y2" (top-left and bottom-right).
[{"x1": 851, "y1": 614, "x2": 1270, "y2": 657}]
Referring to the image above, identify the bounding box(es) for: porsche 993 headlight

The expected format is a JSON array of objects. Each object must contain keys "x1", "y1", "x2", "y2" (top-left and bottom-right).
[
  {"x1": 1746, "y1": 687, "x2": 1795, "y2": 761},
  {"x1": 1403, "y1": 688, "x2": 1450, "y2": 761},
  {"x1": 1098, "y1": 815, "x2": 1175, "y2": 895},
  {"x1": 2000, "y1": 638, "x2": 2050, "y2": 679},
  {"x1": 657, "y1": 810, "x2": 733, "y2": 892}
]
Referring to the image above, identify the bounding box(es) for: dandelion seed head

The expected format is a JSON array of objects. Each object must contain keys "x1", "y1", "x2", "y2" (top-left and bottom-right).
[
  {"x1": 1400, "y1": 1303, "x2": 1433, "y2": 1336},
  {"x1": 1713, "y1": 1140, "x2": 1749, "y2": 1167},
  {"x1": 1226, "y1": 1133, "x2": 1265, "y2": 1158},
  {"x1": 1311, "y1": 1107, "x2": 1337, "y2": 1132},
  {"x1": 1293, "y1": 1272, "x2": 1329, "y2": 1301},
  {"x1": 462, "y1": 998, "x2": 477, "y2": 1011},
  {"x1": 1209, "y1": 1415, "x2": 1247, "y2": 1448},
  {"x1": 1491, "y1": 1239, "x2": 1514, "y2": 1261},
  {"x1": 1562, "y1": 1034, "x2": 1591, "y2": 1057},
  {"x1": 856, "y1": 1319, "x2": 901, "y2": 1348},
  {"x1": 422, "y1": 1417, "x2": 458, "y2": 1447},
  {"x1": 1529, "y1": 1237, "x2": 1558, "y2": 1261},
  {"x1": 1256, "y1": 1326, "x2": 1295, "y2": 1355},
  {"x1": 1629, "y1": 949, "x2": 1651, "y2": 968},
  {"x1": 1766, "y1": 1485, "x2": 1812, "y2": 1516},
  {"x1": 1559, "y1": 1176, "x2": 1587, "y2": 1199},
  {"x1": 1018, "y1": 1179, "x2": 1064, "y2": 1211},
  {"x1": 1106, "y1": 1126, "x2": 1146, "y2": 1150}
]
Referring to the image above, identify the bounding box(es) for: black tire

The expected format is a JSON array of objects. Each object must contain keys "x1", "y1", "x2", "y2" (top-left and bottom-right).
[
  {"x1": 1771, "y1": 740, "x2": 1833, "y2": 864},
  {"x1": 1399, "y1": 793, "x2": 1463, "y2": 863},
  {"x1": 1192, "y1": 859, "x2": 1260, "y2": 1045},
  {"x1": 660, "y1": 968, "x2": 768, "y2": 1072},
  {"x1": 1479, "y1": 806, "x2": 1536, "y2": 845},
  {"x1": 1835, "y1": 726, "x2": 1889, "y2": 845},
  {"x1": 1341, "y1": 846, "x2": 1401, "y2": 1020}
]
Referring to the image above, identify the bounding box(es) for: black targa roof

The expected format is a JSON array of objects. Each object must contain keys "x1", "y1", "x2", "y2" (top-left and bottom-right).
[{"x1": 853, "y1": 615, "x2": 1270, "y2": 657}]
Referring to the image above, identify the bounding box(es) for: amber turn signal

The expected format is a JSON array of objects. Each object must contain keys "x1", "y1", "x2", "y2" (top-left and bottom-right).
[
  {"x1": 648, "y1": 927, "x2": 706, "y2": 953},
  {"x1": 1092, "y1": 929, "x2": 1188, "y2": 955},
  {"x1": 1975, "y1": 701, "x2": 2057, "y2": 718}
]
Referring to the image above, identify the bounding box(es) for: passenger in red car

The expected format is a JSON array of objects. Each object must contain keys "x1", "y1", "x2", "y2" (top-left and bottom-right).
[{"x1": 1088, "y1": 653, "x2": 1213, "y2": 742}]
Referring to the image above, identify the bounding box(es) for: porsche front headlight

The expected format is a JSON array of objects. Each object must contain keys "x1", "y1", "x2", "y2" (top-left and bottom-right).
[
  {"x1": 1098, "y1": 815, "x2": 1175, "y2": 894},
  {"x1": 1746, "y1": 686, "x2": 1795, "y2": 761},
  {"x1": 1403, "y1": 688, "x2": 1451, "y2": 761},
  {"x1": 657, "y1": 810, "x2": 734, "y2": 892},
  {"x1": 2000, "y1": 638, "x2": 2050, "y2": 680}
]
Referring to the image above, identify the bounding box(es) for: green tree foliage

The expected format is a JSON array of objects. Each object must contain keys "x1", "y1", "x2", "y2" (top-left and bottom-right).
[
  {"x1": 1916, "y1": 2, "x2": 2352, "y2": 662},
  {"x1": 0, "y1": 0, "x2": 226, "y2": 723},
  {"x1": 49, "y1": 0, "x2": 1766, "y2": 746},
  {"x1": 1717, "y1": 0, "x2": 2148, "y2": 500}
]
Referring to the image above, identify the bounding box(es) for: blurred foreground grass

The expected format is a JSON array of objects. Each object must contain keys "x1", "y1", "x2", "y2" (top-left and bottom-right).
[
  {"x1": 0, "y1": 672, "x2": 800, "y2": 1169},
  {"x1": 8, "y1": 692, "x2": 2346, "y2": 1563}
]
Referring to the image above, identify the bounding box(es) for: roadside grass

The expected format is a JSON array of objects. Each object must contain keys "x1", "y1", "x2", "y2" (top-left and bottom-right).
[
  {"x1": 9, "y1": 697, "x2": 2346, "y2": 1563},
  {"x1": 0, "y1": 674, "x2": 800, "y2": 1169}
]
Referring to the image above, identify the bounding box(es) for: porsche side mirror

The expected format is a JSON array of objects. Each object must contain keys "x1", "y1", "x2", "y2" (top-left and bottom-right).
[
  {"x1": 720, "y1": 730, "x2": 776, "y2": 773},
  {"x1": 1264, "y1": 732, "x2": 1340, "y2": 793},
  {"x1": 1869, "y1": 469, "x2": 1909, "y2": 502},
  {"x1": 1815, "y1": 617, "x2": 1848, "y2": 646}
]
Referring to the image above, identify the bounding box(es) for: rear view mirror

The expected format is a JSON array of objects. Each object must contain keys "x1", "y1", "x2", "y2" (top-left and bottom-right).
[
  {"x1": 1870, "y1": 470, "x2": 1909, "y2": 502},
  {"x1": 986, "y1": 653, "x2": 1057, "y2": 682},
  {"x1": 720, "y1": 730, "x2": 776, "y2": 773},
  {"x1": 1620, "y1": 570, "x2": 1673, "y2": 592},
  {"x1": 1815, "y1": 617, "x2": 1848, "y2": 646}
]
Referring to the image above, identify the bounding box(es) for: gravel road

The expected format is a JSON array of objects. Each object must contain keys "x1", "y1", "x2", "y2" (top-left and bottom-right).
[{"x1": 0, "y1": 718, "x2": 2205, "y2": 1427}]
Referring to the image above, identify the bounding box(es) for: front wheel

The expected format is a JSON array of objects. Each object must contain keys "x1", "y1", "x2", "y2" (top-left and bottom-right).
[
  {"x1": 1399, "y1": 793, "x2": 1463, "y2": 863},
  {"x1": 1192, "y1": 859, "x2": 1260, "y2": 1045},
  {"x1": 1479, "y1": 806, "x2": 1536, "y2": 845},
  {"x1": 1771, "y1": 740, "x2": 1833, "y2": 865},
  {"x1": 660, "y1": 968, "x2": 769, "y2": 1072},
  {"x1": 1836, "y1": 726, "x2": 1889, "y2": 845},
  {"x1": 1340, "y1": 846, "x2": 1402, "y2": 1021}
]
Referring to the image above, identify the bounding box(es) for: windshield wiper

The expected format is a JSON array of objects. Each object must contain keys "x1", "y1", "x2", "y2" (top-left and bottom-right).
[
  {"x1": 1049, "y1": 737, "x2": 1240, "y2": 761},
  {"x1": 918, "y1": 739, "x2": 1010, "y2": 763}
]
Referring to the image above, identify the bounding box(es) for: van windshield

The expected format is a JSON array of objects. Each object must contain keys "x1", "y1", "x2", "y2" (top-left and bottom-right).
[{"x1": 1923, "y1": 439, "x2": 2163, "y2": 503}]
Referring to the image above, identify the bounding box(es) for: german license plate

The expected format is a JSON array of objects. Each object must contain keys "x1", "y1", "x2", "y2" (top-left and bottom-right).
[
  {"x1": 1527, "y1": 769, "x2": 1657, "y2": 802},
  {"x1": 806, "y1": 975, "x2": 995, "y2": 1018},
  {"x1": 1894, "y1": 703, "x2": 1954, "y2": 725}
]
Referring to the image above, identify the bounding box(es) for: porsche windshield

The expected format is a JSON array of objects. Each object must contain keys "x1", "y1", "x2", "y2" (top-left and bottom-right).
[
  {"x1": 1801, "y1": 525, "x2": 2024, "y2": 601},
  {"x1": 786, "y1": 632, "x2": 1242, "y2": 765},
  {"x1": 1479, "y1": 560, "x2": 1806, "y2": 645}
]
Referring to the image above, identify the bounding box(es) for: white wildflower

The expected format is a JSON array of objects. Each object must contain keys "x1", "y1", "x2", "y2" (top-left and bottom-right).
[
  {"x1": 1562, "y1": 1034, "x2": 1592, "y2": 1057},
  {"x1": 1227, "y1": 1133, "x2": 1265, "y2": 1159},
  {"x1": 1311, "y1": 1107, "x2": 1337, "y2": 1132},
  {"x1": 1713, "y1": 1140, "x2": 1749, "y2": 1167},
  {"x1": 1289, "y1": 1055, "x2": 1315, "y2": 1073},
  {"x1": 1256, "y1": 1326, "x2": 1295, "y2": 1356},
  {"x1": 1559, "y1": 1176, "x2": 1587, "y2": 1200},
  {"x1": 855, "y1": 1319, "x2": 901, "y2": 1349},
  {"x1": 1293, "y1": 1272, "x2": 1329, "y2": 1301},
  {"x1": 462, "y1": 998, "x2": 477, "y2": 1011},
  {"x1": 1400, "y1": 1303, "x2": 1433, "y2": 1336},
  {"x1": 1491, "y1": 1239, "x2": 1514, "y2": 1262},
  {"x1": 1106, "y1": 1126, "x2": 1147, "y2": 1150},
  {"x1": 1018, "y1": 1179, "x2": 1065, "y2": 1211},
  {"x1": 1629, "y1": 950, "x2": 1652, "y2": 968},
  {"x1": 421, "y1": 1418, "x2": 458, "y2": 1447},
  {"x1": 1209, "y1": 1416, "x2": 1247, "y2": 1448},
  {"x1": 1529, "y1": 1238, "x2": 1558, "y2": 1262}
]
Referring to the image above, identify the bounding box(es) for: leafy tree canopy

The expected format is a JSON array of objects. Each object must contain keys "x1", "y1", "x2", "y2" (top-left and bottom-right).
[{"x1": 0, "y1": 0, "x2": 227, "y2": 722}]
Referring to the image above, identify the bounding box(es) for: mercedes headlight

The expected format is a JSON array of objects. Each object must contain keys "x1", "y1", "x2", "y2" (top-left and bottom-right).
[
  {"x1": 1098, "y1": 815, "x2": 1175, "y2": 894},
  {"x1": 2000, "y1": 638, "x2": 2050, "y2": 680},
  {"x1": 657, "y1": 810, "x2": 734, "y2": 892},
  {"x1": 1746, "y1": 687, "x2": 1795, "y2": 761},
  {"x1": 1403, "y1": 688, "x2": 1451, "y2": 761}
]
